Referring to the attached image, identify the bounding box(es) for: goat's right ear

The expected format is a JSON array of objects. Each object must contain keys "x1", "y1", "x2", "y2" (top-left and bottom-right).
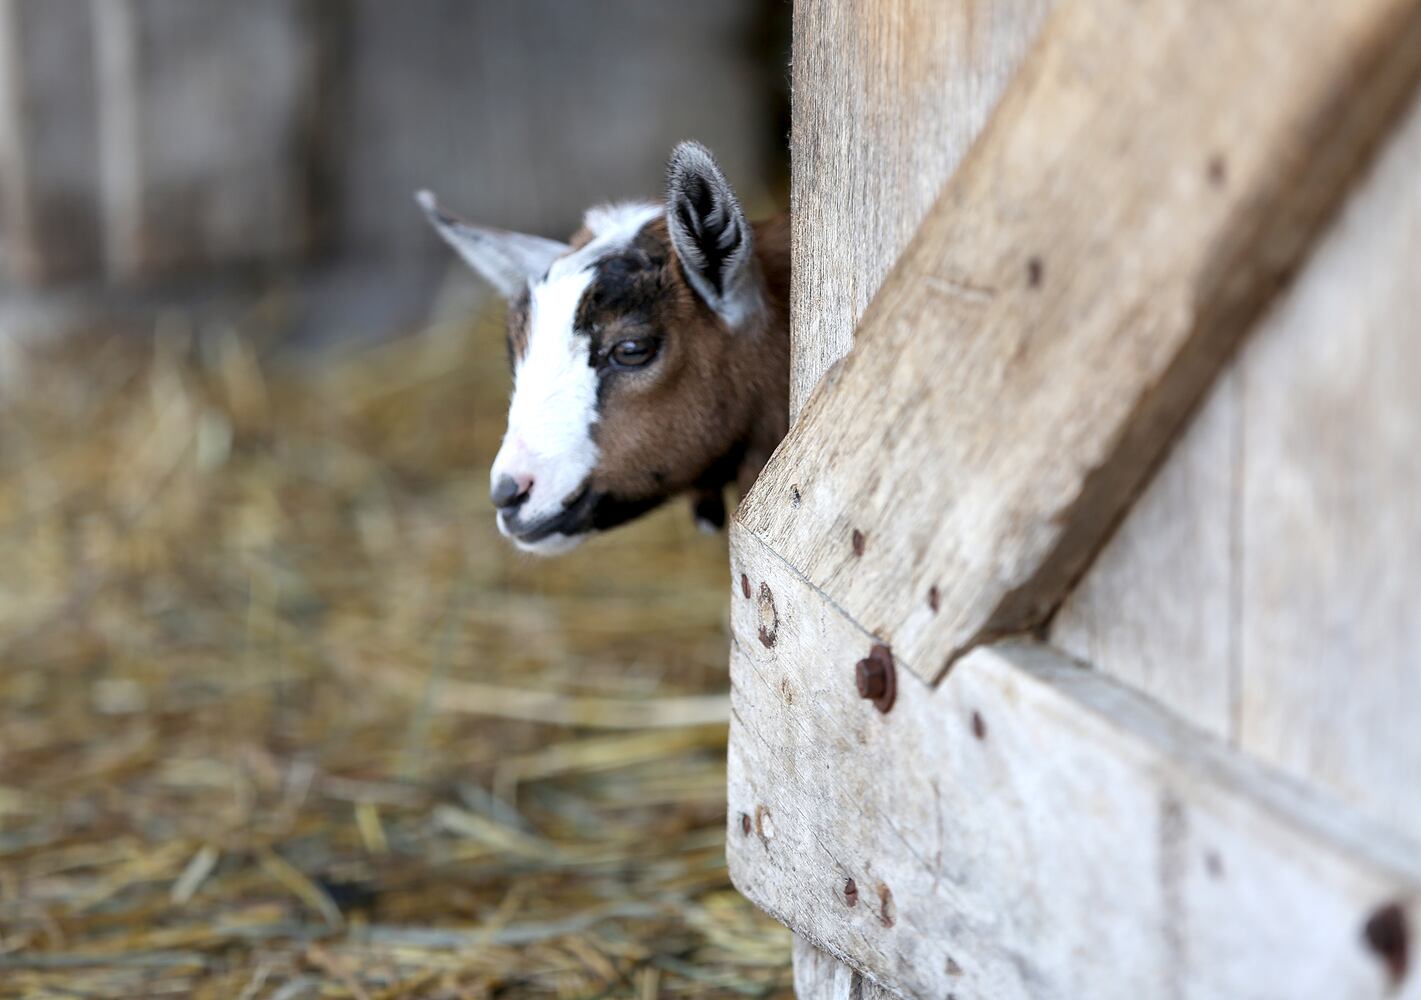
[
  {"x1": 665, "y1": 142, "x2": 756, "y2": 325},
  {"x1": 416, "y1": 191, "x2": 568, "y2": 299}
]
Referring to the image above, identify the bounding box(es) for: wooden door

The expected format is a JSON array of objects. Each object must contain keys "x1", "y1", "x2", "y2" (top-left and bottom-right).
[{"x1": 729, "y1": 1, "x2": 1421, "y2": 997}]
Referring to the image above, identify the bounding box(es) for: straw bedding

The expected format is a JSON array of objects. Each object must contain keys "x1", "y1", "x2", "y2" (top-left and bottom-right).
[{"x1": 0, "y1": 301, "x2": 791, "y2": 999}]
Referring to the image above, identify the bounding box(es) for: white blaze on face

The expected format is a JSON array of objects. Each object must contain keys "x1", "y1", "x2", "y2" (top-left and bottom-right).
[{"x1": 491, "y1": 201, "x2": 662, "y2": 553}]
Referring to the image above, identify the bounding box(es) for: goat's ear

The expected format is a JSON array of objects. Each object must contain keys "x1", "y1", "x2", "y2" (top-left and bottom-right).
[
  {"x1": 416, "y1": 190, "x2": 568, "y2": 299},
  {"x1": 665, "y1": 142, "x2": 756, "y2": 324}
]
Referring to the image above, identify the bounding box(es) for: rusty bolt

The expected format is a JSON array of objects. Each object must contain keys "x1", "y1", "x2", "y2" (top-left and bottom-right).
[
  {"x1": 843, "y1": 878, "x2": 859, "y2": 907},
  {"x1": 857, "y1": 659, "x2": 887, "y2": 699},
  {"x1": 851, "y1": 528, "x2": 866, "y2": 556},
  {"x1": 740, "y1": 573, "x2": 751, "y2": 599},
  {"x1": 855, "y1": 643, "x2": 896, "y2": 713},
  {"x1": 739, "y1": 812, "x2": 752, "y2": 836}
]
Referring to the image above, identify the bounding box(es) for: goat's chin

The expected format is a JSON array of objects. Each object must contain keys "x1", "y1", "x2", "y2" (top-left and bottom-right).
[
  {"x1": 497, "y1": 510, "x2": 589, "y2": 556},
  {"x1": 509, "y1": 532, "x2": 586, "y2": 557}
]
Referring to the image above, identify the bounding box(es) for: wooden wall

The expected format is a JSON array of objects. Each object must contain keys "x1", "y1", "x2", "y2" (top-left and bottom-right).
[
  {"x1": 732, "y1": 0, "x2": 1421, "y2": 994},
  {"x1": 1052, "y1": 81, "x2": 1421, "y2": 842},
  {"x1": 0, "y1": 0, "x2": 784, "y2": 289},
  {"x1": 788, "y1": 0, "x2": 1054, "y2": 419}
]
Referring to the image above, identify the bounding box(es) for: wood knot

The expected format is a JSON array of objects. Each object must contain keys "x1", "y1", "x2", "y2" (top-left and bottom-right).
[
  {"x1": 1364, "y1": 902, "x2": 1409, "y2": 987},
  {"x1": 756, "y1": 583, "x2": 778, "y2": 648}
]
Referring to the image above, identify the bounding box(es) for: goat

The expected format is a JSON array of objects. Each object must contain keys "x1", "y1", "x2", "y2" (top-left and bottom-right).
[{"x1": 417, "y1": 141, "x2": 789, "y2": 555}]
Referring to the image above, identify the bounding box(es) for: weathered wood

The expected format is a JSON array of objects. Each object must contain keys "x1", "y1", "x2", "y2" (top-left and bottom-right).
[
  {"x1": 788, "y1": 0, "x2": 1054, "y2": 420},
  {"x1": 1051, "y1": 83, "x2": 1421, "y2": 840},
  {"x1": 727, "y1": 530, "x2": 1421, "y2": 999},
  {"x1": 337, "y1": 0, "x2": 782, "y2": 259},
  {"x1": 1049, "y1": 370, "x2": 1240, "y2": 742},
  {"x1": 1236, "y1": 81, "x2": 1421, "y2": 839},
  {"x1": 0, "y1": 0, "x2": 102, "y2": 283},
  {"x1": 793, "y1": 936, "x2": 896, "y2": 1000},
  {"x1": 92, "y1": 0, "x2": 316, "y2": 280},
  {"x1": 739, "y1": 0, "x2": 1421, "y2": 687}
]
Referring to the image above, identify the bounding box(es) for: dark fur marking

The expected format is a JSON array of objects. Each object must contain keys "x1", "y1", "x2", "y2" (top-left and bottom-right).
[
  {"x1": 506, "y1": 289, "x2": 532, "y2": 369},
  {"x1": 693, "y1": 490, "x2": 726, "y2": 529},
  {"x1": 500, "y1": 211, "x2": 790, "y2": 543}
]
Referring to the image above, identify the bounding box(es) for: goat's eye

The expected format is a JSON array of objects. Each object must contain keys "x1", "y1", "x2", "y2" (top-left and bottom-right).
[{"x1": 610, "y1": 339, "x2": 657, "y2": 368}]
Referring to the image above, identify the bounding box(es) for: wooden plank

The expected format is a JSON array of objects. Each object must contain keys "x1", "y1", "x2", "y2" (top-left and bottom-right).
[
  {"x1": 727, "y1": 529, "x2": 1421, "y2": 999},
  {"x1": 92, "y1": 0, "x2": 315, "y2": 280},
  {"x1": 1235, "y1": 82, "x2": 1421, "y2": 839},
  {"x1": 1051, "y1": 82, "x2": 1421, "y2": 839},
  {"x1": 0, "y1": 0, "x2": 102, "y2": 284},
  {"x1": 788, "y1": 0, "x2": 1054, "y2": 421},
  {"x1": 793, "y1": 937, "x2": 895, "y2": 1000},
  {"x1": 337, "y1": 0, "x2": 782, "y2": 260},
  {"x1": 1049, "y1": 369, "x2": 1240, "y2": 742},
  {"x1": 738, "y1": 0, "x2": 1421, "y2": 687}
]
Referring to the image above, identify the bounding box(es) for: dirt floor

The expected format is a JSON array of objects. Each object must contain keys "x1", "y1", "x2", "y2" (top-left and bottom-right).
[{"x1": 0, "y1": 300, "x2": 792, "y2": 998}]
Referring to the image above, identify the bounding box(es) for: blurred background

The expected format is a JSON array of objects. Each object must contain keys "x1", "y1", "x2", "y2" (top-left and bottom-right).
[{"x1": 0, "y1": 2, "x2": 793, "y2": 996}]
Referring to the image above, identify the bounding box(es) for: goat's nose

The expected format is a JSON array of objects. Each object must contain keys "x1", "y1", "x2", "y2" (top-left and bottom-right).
[{"x1": 491, "y1": 474, "x2": 533, "y2": 510}]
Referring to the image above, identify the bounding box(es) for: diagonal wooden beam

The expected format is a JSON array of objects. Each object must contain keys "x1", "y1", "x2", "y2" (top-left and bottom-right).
[{"x1": 738, "y1": 0, "x2": 1421, "y2": 686}]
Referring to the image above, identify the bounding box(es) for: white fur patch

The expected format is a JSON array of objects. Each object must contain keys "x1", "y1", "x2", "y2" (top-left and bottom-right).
[{"x1": 490, "y1": 201, "x2": 661, "y2": 552}]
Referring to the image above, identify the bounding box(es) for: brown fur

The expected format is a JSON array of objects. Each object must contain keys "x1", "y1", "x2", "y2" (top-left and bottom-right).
[{"x1": 507, "y1": 212, "x2": 790, "y2": 520}]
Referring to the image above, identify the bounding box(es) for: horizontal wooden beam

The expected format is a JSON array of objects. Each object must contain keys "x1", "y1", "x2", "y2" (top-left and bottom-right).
[
  {"x1": 739, "y1": 0, "x2": 1421, "y2": 685},
  {"x1": 727, "y1": 530, "x2": 1421, "y2": 998}
]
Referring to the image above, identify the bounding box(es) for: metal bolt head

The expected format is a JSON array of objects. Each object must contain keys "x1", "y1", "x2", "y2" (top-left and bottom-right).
[
  {"x1": 854, "y1": 643, "x2": 896, "y2": 713},
  {"x1": 856, "y1": 658, "x2": 887, "y2": 699}
]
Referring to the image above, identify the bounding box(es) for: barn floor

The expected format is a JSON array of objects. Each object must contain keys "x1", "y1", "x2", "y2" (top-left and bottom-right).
[{"x1": 0, "y1": 301, "x2": 792, "y2": 998}]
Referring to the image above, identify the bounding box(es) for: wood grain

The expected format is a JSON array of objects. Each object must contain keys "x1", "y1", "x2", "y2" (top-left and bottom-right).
[
  {"x1": 1236, "y1": 81, "x2": 1421, "y2": 840},
  {"x1": 92, "y1": 0, "x2": 316, "y2": 279},
  {"x1": 1049, "y1": 369, "x2": 1240, "y2": 741},
  {"x1": 793, "y1": 937, "x2": 895, "y2": 1000},
  {"x1": 788, "y1": 0, "x2": 1054, "y2": 420},
  {"x1": 0, "y1": 0, "x2": 102, "y2": 284},
  {"x1": 1051, "y1": 84, "x2": 1421, "y2": 841},
  {"x1": 727, "y1": 529, "x2": 1421, "y2": 999},
  {"x1": 741, "y1": 0, "x2": 1421, "y2": 687}
]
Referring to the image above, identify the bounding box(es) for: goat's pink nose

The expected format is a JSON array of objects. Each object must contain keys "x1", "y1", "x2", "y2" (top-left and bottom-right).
[{"x1": 491, "y1": 473, "x2": 533, "y2": 510}]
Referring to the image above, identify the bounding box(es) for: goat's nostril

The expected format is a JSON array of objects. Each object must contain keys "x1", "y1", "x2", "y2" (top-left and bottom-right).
[{"x1": 491, "y1": 474, "x2": 532, "y2": 509}]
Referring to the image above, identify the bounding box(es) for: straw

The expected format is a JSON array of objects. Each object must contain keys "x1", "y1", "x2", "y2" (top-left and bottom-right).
[{"x1": 0, "y1": 301, "x2": 790, "y2": 998}]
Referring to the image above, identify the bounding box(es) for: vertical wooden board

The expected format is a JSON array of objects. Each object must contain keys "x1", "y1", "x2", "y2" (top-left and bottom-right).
[
  {"x1": 793, "y1": 937, "x2": 895, "y2": 1000},
  {"x1": 788, "y1": 0, "x2": 1054, "y2": 420},
  {"x1": 336, "y1": 0, "x2": 781, "y2": 260},
  {"x1": 1049, "y1": 369, "x2": 1240, "y2": 741},
  {"x1": 728, "y1": 528, "x2": 1421, "y2": 999},
  {"x1": 1237, "y1": 85, "x2": 1421, "y2": 840},
  {"x1": 0, "y1": 0, "x2": 102, "y2": 284},
  {"x1": 94, "y1": 0, "x2": 315, "y2": 279}
]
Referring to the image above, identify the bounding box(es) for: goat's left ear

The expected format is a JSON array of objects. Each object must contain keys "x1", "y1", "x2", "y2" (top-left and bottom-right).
[
  {"x1": 665, "y1": 141, "x2": 756, "y2": 325},
  {"x1": 416, "y1": 190, "x2": 569, "y2": 299}
]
